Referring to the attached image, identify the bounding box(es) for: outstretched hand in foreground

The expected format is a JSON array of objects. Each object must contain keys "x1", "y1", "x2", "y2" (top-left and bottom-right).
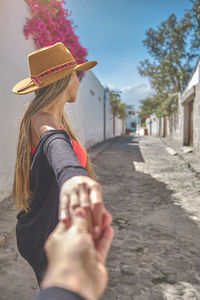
[{"x1": 41, "y1": 207, "x2": 114, "y2": 300}]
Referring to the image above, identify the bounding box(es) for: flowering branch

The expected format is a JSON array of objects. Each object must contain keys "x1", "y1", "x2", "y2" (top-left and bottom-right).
[{"x1": 24, "y1": 0, "x2": 88, "y2": 64}]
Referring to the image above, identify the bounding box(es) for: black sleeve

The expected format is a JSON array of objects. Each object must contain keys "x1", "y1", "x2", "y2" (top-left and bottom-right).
[
  {"x1": 42, "y1": 130, "x2": 89, "y2": 189},
  {"x1": 36, "y1": 287, "x2": 86, "y2": 300}
]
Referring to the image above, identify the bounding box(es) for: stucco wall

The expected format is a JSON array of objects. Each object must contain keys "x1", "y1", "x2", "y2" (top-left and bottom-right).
[
  {"x1": 115, "y1": 117, "x2": 124, "y2": 136},
  {"x1": 65, "y1": 70, "x2": 113, "y2": 148},
  {"x1": 146, "y1": 114, "x2": 159, "y2": 136},
  {"x1": 160, "y1": 83, "x2": 200, "y2": 154},
  {"x1": 146, "y1": 93, "x2": 184, "y2": 141},
  {"x1": 193, "y1": 82, "x2": 200, "y2": 152},
  {"x1": 186, "y1": 61, "x2": 200, "y2": 92},
  {"x1": 168, "y1": 94, "x2": 184, "y2": 142},
  {"x1": 0, "y1": 0, "x2": 35, "y2": 202}
]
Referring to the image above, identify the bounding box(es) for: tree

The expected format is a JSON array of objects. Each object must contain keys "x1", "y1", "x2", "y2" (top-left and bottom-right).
[
  {"x1": 185, "y1": 0, "x2": 200, "y2": 51},
  {"x1": 105, "y1": 88, "x2": 122, "y2": 117},
  {"x1": 138, "y1": 3, "x2": 200, "y2": 117},
  {"x1": 105, "y1": 87, "x2": 126, "y2": 135},
  {"x1": 118, "y1": 102, "x2": 126, "y2": 120}
]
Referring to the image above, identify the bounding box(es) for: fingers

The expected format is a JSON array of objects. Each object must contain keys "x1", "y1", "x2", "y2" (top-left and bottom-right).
[
  {"x1": 71, "y1": 207, "x2": 89, "y2": 234},
  {"x1": 71, "y1": 191, "x2": 80, "y2": 209},
  {"x1": 59, "y1": 177, "x2": 105, "y2": 239},
  {"x1": 79, "y1": 184, "x2": 89, "y2": 207},
  {"x1": 59, "y1": 194, "x2": 70, "y2": 223},
  {"x1": 90, "y1": 184, "x2": 103, "y2": 238},
  {"x1": 92, "y1": 202, "x2": 103, "y2": 238},
  {"x1": 53, "y1": 221, "x2": 67, "y2": 234},
  {"x1": 96, "y1": 226, "x2": 114, "y2": 264},
  {"x1": 101, "y1": 208, "x2": 113, "y2": 230},
  {"x1": 79, "y1": 184, "x2": 93, "y2": 235},
  {"x1": 73, "y1": 207, "x2": 86, "y2": 218}
]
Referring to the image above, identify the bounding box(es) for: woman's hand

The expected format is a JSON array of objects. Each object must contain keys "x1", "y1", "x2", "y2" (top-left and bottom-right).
[
  {"x1": 59, "y1": 175, "x2": 103, "y2": 239},
  {"x1": 42, "y1": 208, "x2": 114, "y2": 300}
]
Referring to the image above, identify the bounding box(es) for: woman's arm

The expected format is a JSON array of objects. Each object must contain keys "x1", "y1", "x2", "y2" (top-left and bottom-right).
[
  {"x1": 36, "y1": 287, "x2": 86, "y2": 300},
  {"x1": 31, "y1": 113, "x2": 104, "y2": 239}
]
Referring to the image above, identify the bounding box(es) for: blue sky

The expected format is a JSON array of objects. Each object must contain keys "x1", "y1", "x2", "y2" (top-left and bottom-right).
[{"x1": 66, "y1": 0, "x2": 192, "y2": 109}]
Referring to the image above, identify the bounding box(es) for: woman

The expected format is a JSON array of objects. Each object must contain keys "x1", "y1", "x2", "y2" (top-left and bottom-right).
[{"x1": 12, "y1": 42, "x2": 106, "y2": 285}]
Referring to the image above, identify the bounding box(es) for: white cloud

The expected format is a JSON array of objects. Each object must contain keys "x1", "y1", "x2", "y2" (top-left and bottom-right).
[
  {"x1": 120, "y1": 82, "x2": 153, "y2": 109},
  {"x1": 120, "y1": 86, "x2": 132, "y2": 93},
  {"x1": 107, "y1": 83, "x2": 115, "y2": 90}
]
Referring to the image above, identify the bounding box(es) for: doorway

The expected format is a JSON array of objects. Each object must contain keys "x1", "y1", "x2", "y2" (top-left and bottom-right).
[
  {"x1": 163, "y1": 117, "x2": 168, "y2": 137},
  {"x1": 188, "y1": 101, "x2": 193, "y2": 146}
]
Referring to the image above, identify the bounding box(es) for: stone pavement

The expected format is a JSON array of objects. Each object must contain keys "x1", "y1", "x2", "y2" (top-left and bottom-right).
[
  {"x1": 136, "y1": 136, "x2": 200, "y2": 230},
  {"x1": 98, "y1": 136, "x2": 200, "y2": 300},
  {"x1": 1, "y1": 135, "x2": 200, "y2": 300},
  {"x1": 161, "y1": 136, "x2": 200, "y2": 176}
]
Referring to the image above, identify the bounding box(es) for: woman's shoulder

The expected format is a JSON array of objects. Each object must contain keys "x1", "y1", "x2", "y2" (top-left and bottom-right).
[
  {"x1": 31, "y1": 111, "x2": 61, "y2": 147},
  {"x1": 31, "y1": 112, "x2": 60, "y2": 137}
]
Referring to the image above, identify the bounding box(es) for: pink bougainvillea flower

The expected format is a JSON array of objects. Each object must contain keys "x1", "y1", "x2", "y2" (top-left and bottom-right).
[{"x1": 24, "y1": 0, "x2": 89, "y2": 69}]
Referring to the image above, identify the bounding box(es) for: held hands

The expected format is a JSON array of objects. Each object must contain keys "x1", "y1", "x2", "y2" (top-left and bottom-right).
[
  {"x1": 42, "y1": 208, "x2": 114, "y2": 300},
  {"x1": 59, "y1": 176, "x2": 104, "y2": 239}
]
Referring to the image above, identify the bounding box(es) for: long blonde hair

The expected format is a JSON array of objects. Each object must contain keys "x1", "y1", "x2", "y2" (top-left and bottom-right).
[{"x1": 12, "y1": 74, "x2": 96, "y2": 212}]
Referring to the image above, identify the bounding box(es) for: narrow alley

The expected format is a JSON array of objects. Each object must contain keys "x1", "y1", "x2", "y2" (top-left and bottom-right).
[{"x1": 1, "y1": 135, "x2": 200, "y2": 300}]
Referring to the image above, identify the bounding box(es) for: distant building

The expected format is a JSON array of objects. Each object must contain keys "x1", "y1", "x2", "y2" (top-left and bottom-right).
[
  {"x1": 145, "y1": 55, "x2": 200, "y2": 153},
  {"x1": 125, "y1": 105, "x2": 141, "y2": 133},
  {"x1": 180, "y1": 56, "x2": 200, "y2": 150}
]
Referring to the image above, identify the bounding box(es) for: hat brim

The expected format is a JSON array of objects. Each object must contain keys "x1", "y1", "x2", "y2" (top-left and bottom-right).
[{"x1": 12, "y1": 60, "x2": 97, "y2": 95}]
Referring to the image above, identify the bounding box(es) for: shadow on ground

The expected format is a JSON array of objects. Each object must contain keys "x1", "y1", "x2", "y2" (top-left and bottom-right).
[
  {"x1": 1, "y1": 136, "x2": 200, "y2": 300},
  {"x1": 94, "y1": 136, "x2": 200, "y2": 300}
]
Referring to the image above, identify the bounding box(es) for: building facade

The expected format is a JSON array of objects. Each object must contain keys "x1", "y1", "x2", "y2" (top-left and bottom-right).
[
  {"x1": 125, "y1": 105, "x2": 141, "y2": 133},
  {"x1": 144, "y1": 56, "x2": 200, "y2": 154},
  {"x1": 181, "y1": 57, "x2": 200, "y2": 151}
]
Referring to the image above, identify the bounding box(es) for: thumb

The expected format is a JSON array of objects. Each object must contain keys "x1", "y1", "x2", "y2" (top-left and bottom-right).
[
  {"x1": 96, "y1": 226, "x2": 114, "y2": 264},
  {"x1": 71, "y1": 207, "x2": 89, "y2": 233},
  {"x1": 52, "y1": 221, "x2": 67, "y2": 234}
]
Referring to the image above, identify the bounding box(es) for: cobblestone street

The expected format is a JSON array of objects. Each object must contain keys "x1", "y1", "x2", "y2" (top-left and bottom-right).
[{"x1": 1, "y1": 135, "x2": 200, "y2": 300}]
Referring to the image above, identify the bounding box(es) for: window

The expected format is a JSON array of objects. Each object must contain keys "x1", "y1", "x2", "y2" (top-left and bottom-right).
[{"x1": 131, "y1": 122, "x2": 136, "y2": 128}]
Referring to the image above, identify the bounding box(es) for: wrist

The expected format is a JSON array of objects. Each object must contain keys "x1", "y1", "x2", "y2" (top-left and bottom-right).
[{"x1": 41, "y1": 268, "x2": 97, "y2": 300}]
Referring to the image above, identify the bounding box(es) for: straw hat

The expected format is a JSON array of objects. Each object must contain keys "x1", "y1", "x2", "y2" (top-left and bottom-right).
[{"x1": 12, "y1": 42, "x2": 97, "y2": 95}]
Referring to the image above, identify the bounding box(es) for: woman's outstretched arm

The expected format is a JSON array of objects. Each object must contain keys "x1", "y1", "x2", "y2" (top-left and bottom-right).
[{"x1": 32, "y1": 112, "x2": 104, "y2": 239}]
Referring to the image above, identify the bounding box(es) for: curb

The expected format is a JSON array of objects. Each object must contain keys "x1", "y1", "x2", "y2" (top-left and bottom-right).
[
  {"x1": 177, "y1": 155, "x2": 200, "y2": 180},
  {"x1": 90, "y1": 136, "x2": 120, "y2": 161},
  {"x1": 160, "y1": 138, "x2": 200, "y2": 180}
]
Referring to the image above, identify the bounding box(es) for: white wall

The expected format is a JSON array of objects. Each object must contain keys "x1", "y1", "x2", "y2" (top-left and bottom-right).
[
  {"x1": 183, "y1": 58, "x2": 200, "y2": 95},
  {"x1": 193, "y1": 83, "x2": 200, "y2": 152},
  {"x1": 145, "y1": 114, "x2": 159, "y2": 136},
  {"x1": 115, "y1": 117, "x2": 123, "y2": 136},
  {"x1": 65, "y1": 70, "x2": 114, "y2": 148},
  {"x1": 0, "y1": 0, "x2": 35, "y2": 202},
  {"x1": 136, "y1": 124, "x2": 145, "y2": 136},
  {"x1": 168, "y1": 94, "x2": 184, "y2": 142},
  {"x1": 105, "y1": 95, "x2": 113, "y2": 139},
  {"x1": 187, "y1": 63, "x2": 200, "y2": 91}
]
